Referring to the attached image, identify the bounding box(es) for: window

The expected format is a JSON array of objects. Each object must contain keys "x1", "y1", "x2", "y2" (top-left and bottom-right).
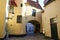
[
  {"x1": 20, "y1": 4, "x2": 23, "y2": 7},
  {"x1": 50, "y1": 17, "x2": 57, "y2": 24},
  {"x1": 9, "y1": 6, "x2": 14, "y2": 14},
  {"x1": 32, "y1": 9, "x2": 36, "y2": 16},
  {"x1": 17, "y1": 15, "x2": 22, "y2": 23}
]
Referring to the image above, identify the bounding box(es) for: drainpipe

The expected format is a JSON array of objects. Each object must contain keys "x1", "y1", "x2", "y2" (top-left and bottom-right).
[
  {"x1": 5, "y1": 0, "x2": 9, "y2": 40},
  {"x1": 6, "y1": 0, "x2": 9, "y2": 19}
]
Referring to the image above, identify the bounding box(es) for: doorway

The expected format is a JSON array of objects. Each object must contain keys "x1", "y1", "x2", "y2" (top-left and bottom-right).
[
  {"x1": 26, "y1": 20, "x2": 40, "y2": 35},
  {"x1": 35, "y1": 24, "x2": 40, "y2": 34},
  {"x1": 50, "y1": 18, "x2": 58, "y2": 40},
  {"x1": 26, "y1": 23, "x2": 34, "y2": 35}
]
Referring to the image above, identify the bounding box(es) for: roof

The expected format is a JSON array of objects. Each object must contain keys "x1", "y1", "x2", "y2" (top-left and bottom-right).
[
  {"x1": 27, "y1": 0, "x2": 42, "y2": 9},
  {"x1": 44, "y1": 0, "x2": 55, "y2": 6},
  {"x1": 9, "y1": 0, "x2": 17, "y2": 7}
]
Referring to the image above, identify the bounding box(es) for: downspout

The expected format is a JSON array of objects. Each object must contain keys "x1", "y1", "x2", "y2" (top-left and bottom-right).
[
  {"x1": 5, "y1": 0, "x2": 9, "y2": 39},
  {"x1": 6, "y1": 0, "x2": 9, "y2": 18}
]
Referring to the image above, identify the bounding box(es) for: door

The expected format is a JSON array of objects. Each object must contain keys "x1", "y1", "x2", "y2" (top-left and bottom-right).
[
  {"x1": 51, "y1": 23, "x2": 58, "y2": 40},
  {"x1": 50, "y1": 17, "x2": 58, "y2": 40},
  {"x1": 35, "y1": 24, "x2": 40, "y2": 33},
  {"x1": 26, "y1": 23, "x2": 34, "y2": 35}
]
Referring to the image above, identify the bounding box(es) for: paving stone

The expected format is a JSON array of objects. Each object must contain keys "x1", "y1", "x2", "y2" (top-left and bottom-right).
[{"x1": 5, "y1": 34, "x2": 53, "y2": 40}]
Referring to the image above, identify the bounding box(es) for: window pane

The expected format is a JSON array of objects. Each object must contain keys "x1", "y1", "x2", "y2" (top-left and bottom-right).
[
  {"x1": 32, "y1": 9, "x2": 36, "y2": 16},
  {"x1": 9, "y1": 6, "x2": 14, "y2": 13},
  {"x1": 20, "y1": 4, "x2": 23, "y2": 7},
  {"x1": 17, "y1": 15, "x2": 22, "y2": 23}
]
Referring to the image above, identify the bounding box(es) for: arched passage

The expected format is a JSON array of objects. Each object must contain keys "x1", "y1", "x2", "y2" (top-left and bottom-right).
[{"x1": 26, "y1": 20, "x2": 40, "y2": 35}]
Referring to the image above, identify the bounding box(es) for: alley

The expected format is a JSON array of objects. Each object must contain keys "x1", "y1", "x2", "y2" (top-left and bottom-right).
[{"x1": 5, "y1": 34, "x2": 53, "y2": 40}]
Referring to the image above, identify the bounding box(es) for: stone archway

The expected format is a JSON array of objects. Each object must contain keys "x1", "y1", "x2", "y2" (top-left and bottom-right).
[{"x1": 26, "y1": 20, "x2": 40, "y2": 35}]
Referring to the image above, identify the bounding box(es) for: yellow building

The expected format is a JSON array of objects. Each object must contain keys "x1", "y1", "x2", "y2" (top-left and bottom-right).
[
  {"x1": 7, "y1": 0, "x2": 43, "y2": 35},
  {"x1": 7, "y1": 0, "x2": 23, "y2": 35},
  {"x1": 0, "y1": 0, "x2": 60, "y2": 40},
  {"x1": 42, "y1": 0, "x2": 60, "y2": 39},
  {"x1": 0, "y1": 0, "x2": 6, "y2": 38}
]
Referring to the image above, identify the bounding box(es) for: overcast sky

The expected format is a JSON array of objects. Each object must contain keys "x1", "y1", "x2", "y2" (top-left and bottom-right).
[
  {"x1": 38, "y1": 0, "x2": 44, "y2": 9},
  {"x1": 32, "y1": 0, "x2": 44, "y2": 9}
]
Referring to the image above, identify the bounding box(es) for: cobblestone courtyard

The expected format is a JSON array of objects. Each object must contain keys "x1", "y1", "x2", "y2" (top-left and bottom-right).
[{"x1": 5, "y1": 34, "x2": 53, "y2": 40}]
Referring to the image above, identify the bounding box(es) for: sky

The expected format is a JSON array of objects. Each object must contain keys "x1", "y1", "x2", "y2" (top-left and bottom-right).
[
  {"x1": 38, "y1": 0, "x2": 44, "y2": 9},
  {"x1": 32, "y1": 0, "x2": 44, "y2": 9}
]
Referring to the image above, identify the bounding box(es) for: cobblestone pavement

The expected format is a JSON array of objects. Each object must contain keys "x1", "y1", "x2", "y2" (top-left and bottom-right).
[{"x1": 5, "y1": 34, "x2": 53, "y2": 40}]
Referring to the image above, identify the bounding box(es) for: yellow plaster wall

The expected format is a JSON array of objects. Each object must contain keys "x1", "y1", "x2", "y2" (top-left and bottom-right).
[
  {"x1": 22, "y1": 4, "x2": 43, "y2": 33},
  {"x1": 0, "y1": 0, "x2": 6, "y2": 38},
  {"x1": 8, "y1": 0, "x2": 25, "y2": 35},
  {"x1": 8, "y1": 0, "x2": 43, "y2": 35},
  {"x1": 42, "y1": 0, "x2": 60, "y2": 39}
]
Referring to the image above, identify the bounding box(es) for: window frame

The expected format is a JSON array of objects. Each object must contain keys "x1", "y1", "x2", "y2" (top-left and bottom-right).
[
  {"x1": 9, "y1": 5, "x2": 14, "y2": 14},
  {"x1": 32, "y1": 9, "x2": 36, "y2": 17},
  {"x1": 17, "y1": 15, "x2": 22, "y2": 23}
]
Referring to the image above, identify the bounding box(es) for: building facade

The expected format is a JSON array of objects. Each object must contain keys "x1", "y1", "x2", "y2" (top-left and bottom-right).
[
  {"x1": 0, "y1": 0, "x2": 60, "y2": 40},
  {"x1": 42, "y1": 0, "x2": 60, "y2": 39},
  {"x1": 0, "y1": 0, "x2": 6, "y2": 38},
  {"x1": 7, "y1": 0, "x2": 43, "y2": 35}
]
